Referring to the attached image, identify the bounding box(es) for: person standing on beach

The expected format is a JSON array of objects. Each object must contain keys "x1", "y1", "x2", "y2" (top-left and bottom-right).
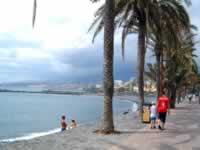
[
  {"x1": 61, "y1": 115, "x2": 67, "y2": 131},
  {"x1": 157, "y1": 92, "x2": 170, "y2": 130}
]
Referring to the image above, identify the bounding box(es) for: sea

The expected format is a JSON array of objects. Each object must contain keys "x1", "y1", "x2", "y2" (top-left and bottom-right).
[{"x1": 0, "y1": 92, "x2": 138, "y2": 143}]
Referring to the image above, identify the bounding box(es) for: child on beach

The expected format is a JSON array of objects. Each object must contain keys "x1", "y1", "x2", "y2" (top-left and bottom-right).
[
  {"x1": 70, "y1": 120, "x2": 77, "y2": 129},
  {"x1": 61, "y1": 115, "x2": 67, "y2": 131},
  {"x1": 150, "y1": 102, "x2": 157, "y2": 129}
]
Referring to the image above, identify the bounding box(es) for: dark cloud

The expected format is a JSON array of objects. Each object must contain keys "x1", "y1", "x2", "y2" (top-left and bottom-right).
[
  {"x1": 0, "y1": 1, "x2": 199, "y2": 84},
  {"x1": 0, "y1": 32, "x2": 156, "y2": 84}
]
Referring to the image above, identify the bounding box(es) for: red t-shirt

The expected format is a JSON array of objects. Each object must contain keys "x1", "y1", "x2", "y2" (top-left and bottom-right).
[{"x1": 157, "y1": 95, "x2": 170, "y2": 113}]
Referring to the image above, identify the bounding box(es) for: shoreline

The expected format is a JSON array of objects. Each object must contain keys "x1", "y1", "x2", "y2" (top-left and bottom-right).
[
  {"x1": 0, "y1": 110, "x2": 139, "y2": 144},
  {"x1": 0, "y1": 97, "x2": 138, "y2": 144},
  {"x1": 0, "y1": 109, "x2": 143, "y2": 150}
]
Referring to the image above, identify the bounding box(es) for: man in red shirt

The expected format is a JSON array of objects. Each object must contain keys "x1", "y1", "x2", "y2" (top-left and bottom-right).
[{"x1": 157, "y1": 91, "x2": 170, "y2": 130}]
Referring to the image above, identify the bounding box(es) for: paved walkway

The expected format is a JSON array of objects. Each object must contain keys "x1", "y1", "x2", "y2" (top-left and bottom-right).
[{"x1": 110, "y1": 103, "x2": 200, "y2": 150}]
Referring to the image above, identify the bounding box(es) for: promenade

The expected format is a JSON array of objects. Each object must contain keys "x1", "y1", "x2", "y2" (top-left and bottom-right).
[{"x1": 111, "y1": 102, "x2": 200, "y2": 150}]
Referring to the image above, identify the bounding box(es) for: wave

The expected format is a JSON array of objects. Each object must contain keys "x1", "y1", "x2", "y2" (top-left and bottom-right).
[
  {"x1": 0, "y1": 124, "x2": 87, "y2": 143},
  {"x1": 0, "y1": 128, "x2": 61, "y2": 143}
]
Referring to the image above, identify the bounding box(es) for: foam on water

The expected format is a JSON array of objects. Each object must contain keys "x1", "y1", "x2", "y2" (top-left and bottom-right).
[
  {"x1": 0, "y1": 128, "x2": 61, "y2": 143},
  {"x1": 0, "y1": 124, "x2": 88, "y2": 143}
]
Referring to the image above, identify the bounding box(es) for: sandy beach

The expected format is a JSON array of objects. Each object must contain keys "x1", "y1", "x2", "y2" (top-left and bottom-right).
[{"x1": 1, "y1": 100, "x2": 200, "y2": 150}]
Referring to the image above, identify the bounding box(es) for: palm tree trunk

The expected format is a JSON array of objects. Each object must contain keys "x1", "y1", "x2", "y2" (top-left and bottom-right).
[
  {"x1": 138, "y1": 19, "x2": 146, "y2": 121},
  {"x1": 101, "y1": 0, "x2": 115, "y2": 133},
  {"x1": 32, "y1": 0, "x2": 37, "y2": 27},
  {"x1": 170, "y1": 85, "x2": 177, "y2": 109},
  {"x1": 177, "y1": 90, "x2": 181, "y2": 104},
  {"x1": 160, "y1": 50, "x2": 164, "y2": 95},
  {"x1": 155, "y1": 45, "x2": 161, "y2": 99}
]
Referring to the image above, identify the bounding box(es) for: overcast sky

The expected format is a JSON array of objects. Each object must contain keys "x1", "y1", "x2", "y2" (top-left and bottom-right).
[{"x1": 0, "y1": 0, "x2": 199, "y2": 84}]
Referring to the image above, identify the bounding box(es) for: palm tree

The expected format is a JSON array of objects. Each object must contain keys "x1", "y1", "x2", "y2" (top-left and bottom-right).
[
  {"x1": 90, "y1": 0, "x2": 115, "y2": 133},
  {"x1": 100, "y1": 0, "x2": 115, "y2": 133},
  {"x1": 32, "y1": 0, "x2": 37, "y2": 27},
  {"x1": 145, "y1": 30, "x2": 197, "y2": 108},
  {"x1": 148, "y1": 0, "x2": 191, "y2": 99},
  {"x1": 164, "y1": 31, "x2": 197, "y2": 108},
  {"x1": 90, "y1": 0, "x2": 193, "y2": 119},
  {"x1": 33, "y1": 0, "x2": 115, "y2": 133},
  {"x1": 114, "y1": 0, "x2": 192, "y2": 115},
  {"x1": 90, "y1": 0, "x2": 156, "y2": 119}
]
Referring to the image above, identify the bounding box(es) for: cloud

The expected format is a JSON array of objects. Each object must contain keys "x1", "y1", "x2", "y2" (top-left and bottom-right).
[{"x1": 0, "y1": 0, "x2": 199, "y2": 84}]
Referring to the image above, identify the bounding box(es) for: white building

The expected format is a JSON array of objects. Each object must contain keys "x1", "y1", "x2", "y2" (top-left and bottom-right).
[
  {"x1": 95, "y1": 84, "x2": 102, "y2": 89},
  {"x1": 114, "y1": 80, "x2": 123, "y2": 88},
  {"x1": 133, "y1": 86, "x2": 139, "y2": 93}
]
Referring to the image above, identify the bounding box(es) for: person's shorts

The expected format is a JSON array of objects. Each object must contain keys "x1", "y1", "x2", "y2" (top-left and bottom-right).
[
  {"x1": 158, "y1": 112, "x2": 167, "y2": 123},
  {"x1": 61, "y1": 128, "x2": 66, "y2": 132},
  {"x1": 150, "y1": 116, "x2": 156, "y2": 121}
]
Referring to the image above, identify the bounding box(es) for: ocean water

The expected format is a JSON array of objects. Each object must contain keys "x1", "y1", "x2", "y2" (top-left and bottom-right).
[{"x1": 0, "y1": 92, "x2": 135, "y2": 142}]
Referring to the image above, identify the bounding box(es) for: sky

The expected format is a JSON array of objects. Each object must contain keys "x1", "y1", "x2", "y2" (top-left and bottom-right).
[{"x1": 0, "y1": 0, "x2": 199, "y2": 84}]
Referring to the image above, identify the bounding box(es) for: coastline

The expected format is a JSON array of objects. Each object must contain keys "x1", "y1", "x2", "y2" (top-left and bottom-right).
[
  {"x1": 2, "y1": 102, "x2": 200, "y2": 150},
  {"x1": 0, "y1": 96, "x2": 139, "y2": 144},
  {"x1": 0, "y1": 110, "x2": 143, "y2": 150},
  {"x1": 0, "y1": 90, "x2": 156, "y2": 98}
]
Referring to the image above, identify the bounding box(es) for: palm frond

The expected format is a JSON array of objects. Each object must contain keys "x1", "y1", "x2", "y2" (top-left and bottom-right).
[
  {"x1": 92, "y1": 20, "x2": 104, "y2": 43},
  {"x1": 32, "y1": 0, "x2": 37, "y2": 27}
]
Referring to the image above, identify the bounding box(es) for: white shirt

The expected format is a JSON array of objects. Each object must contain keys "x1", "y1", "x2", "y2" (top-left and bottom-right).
[{"x1": 150, "y1": 105, "x2": 156, "y2": 117}]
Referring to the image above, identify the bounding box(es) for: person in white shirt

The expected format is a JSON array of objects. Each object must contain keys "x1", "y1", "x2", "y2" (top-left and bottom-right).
[{"x1": 150, "y1": 102, "x2": 157, "y2": 129}]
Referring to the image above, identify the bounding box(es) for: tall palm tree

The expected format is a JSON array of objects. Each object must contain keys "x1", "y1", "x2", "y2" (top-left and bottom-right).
[
  {"x1": 33, "y1": 0, "x2": 115, "y2": 133},
  {"x1": 101, "y1": 0, "x2": 115, "y2": 133},
  {"x1": 164, "y1": 31, "x2": 196, "y2": 108},
  {"x1": 88, "y1": 0, "x2": 116, "y2": 133},
  {"x1": 147, "y1": 0, "x2": 191, "y2": 99},
  {"x1": 90, "y1": 0, "x2": 156, "y2": 119},
  {"x1": 116, "y1": 0, "x2": 191, "y2": 114},
  {"x1": 90, "y1": 0, "x2": 193, "y2": 119},
  {"x1": 32, "y1": 0, "x2": 37, "y2": 27},
  {"x1": 145, "y1": 41, "x2": 197, "y2": 108}
]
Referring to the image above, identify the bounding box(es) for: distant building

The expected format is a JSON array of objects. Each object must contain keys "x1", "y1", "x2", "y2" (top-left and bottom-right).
[
  {"x1": 133, "y1": 86, "x2": 139, "y2": 93},
  {"x1": 95, "y1": 84, "x2": 102, "y2": 89},
  {"x1": 114, "y1": 80, "x2": 123, "y2": 88}
]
